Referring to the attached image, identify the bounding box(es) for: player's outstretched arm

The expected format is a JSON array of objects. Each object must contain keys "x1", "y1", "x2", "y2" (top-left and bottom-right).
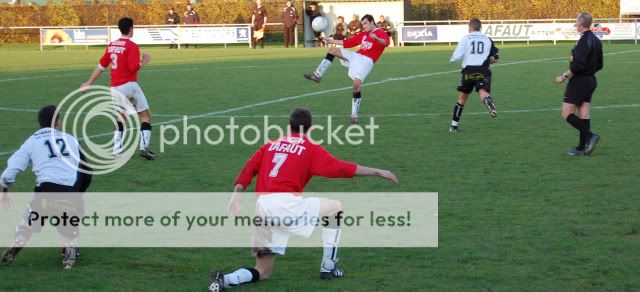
[
  {"x1": 227, "y1": 184, "x2": 245, "y2": 217},
  {"x1": 81, "y1": 67, "x2": 104, "y2": 90},
  {"x1": 0, "y1": 188, "x2": 12, "y2": 211},
  {"x1": 355, "y1": 165, "x2": 399, "y2": 184}
]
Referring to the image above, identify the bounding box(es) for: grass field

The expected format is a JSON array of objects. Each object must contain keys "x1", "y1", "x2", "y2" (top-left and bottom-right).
[{"x1": 0, "y1": 42, "x2": 639, "y2": 290}]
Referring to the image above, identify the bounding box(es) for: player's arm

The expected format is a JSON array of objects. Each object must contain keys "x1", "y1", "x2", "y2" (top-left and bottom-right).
[
  {"x1": 333, "y1": 33, "x2": 361, "y2": 48},
  {"x1": 128, "y1": 45, "x2": 149, "y2": 73},
  {"x1": 450, "y1": 37, "x2": 466, "y2": 63},
  {"x1": 354, "y1": 165, "x2": 398, "y2": 184},
  {"x1": 228, "y1": 146, "x2": 264, "y2": 217},
  {"x1": 489, "y1": 39, "x2": 499, "y2": 64},
  {"x1": 81, "y1": 49, "x2": 110, "y2": 90},
  {"x1": 368, "y1": 31, "x2": 388, "y2": 46},
  {"x1": 0, "y1": 138, "x2": 32, "y2": 191}
]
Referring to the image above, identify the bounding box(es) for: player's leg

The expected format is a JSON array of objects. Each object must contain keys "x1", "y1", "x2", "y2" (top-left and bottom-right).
[
  {"x1": 478, "y1": 88, "x2": 497, "y2": 118},
  {"x1": 2, "y1": 192, "x2": 48, "y2": 266},
  {"x1": 318, "y1": 198, "x2": 345, "y2": 279},
  {"x1": 110, "y1": 86, "x2": 128, "y2": 156},
  {"x1": 451, "y1": 72, "x2": 474, "y2": 132},
  {"x1": 351, "y1": 79, "x2": 363, "y2": 124},
  {"x1": 113, "y1": 112, "x2": 127, "y2": 155},
  {"x1": 131, "y1": 83, "x2": 155, "y2": 160},
  {"x1": 450, "y1": 92, "x2": 469, "y2": 132},
  {"x1": 304, "y1": 47, "x2": 345, "y2": 83}
]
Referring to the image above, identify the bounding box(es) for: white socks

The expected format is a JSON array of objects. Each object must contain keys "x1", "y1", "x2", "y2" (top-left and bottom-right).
[
  {"x1": 322, "y1": 228, "x2": 341, "y2": 263},
  {"x1": 314, "y1": 59, "x2": 333, "y2": 77},
  {"x1": 351, "y1": 98, "x2": 361, "y2": 116},
  {"x1": 113, "y1": 131, "x2": 123, "y2": 154},
  {"x1": 140, "y1": 129, "x2": 151, "y2": 151}
]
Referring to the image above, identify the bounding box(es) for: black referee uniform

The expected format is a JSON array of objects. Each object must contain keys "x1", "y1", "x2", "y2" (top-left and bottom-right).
[
  {"x1": 565, "y1": 30, "x2": 603, "y2": 106},
  {"x1": 563, "y1": 29, "x2": 603, "y2": 155}
]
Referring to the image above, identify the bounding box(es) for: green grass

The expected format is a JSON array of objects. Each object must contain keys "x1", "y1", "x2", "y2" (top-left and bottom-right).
[{"x1": 1, "y1": 43, "x2": 640, "y2": 290}]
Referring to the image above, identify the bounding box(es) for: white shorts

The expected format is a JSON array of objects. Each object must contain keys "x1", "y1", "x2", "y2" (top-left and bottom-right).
[
  {"x1": 251, "y1": 193, "x2": 321, "y2": 256},
  {"x1": 339, "y1": 48, "x2": 374, "y2": 82},
  {"x1": 110, "y1": 82, "x2": 149, "y2": 115}
]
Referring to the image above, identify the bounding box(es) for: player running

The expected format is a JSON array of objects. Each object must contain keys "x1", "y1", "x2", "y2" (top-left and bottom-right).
[
  {"x1": 304, "y1": 14, "x2": 390, "y2": 124},
  {"x1": 1, "y1": 105, "x2": 92, "y2": 269},
  {"x1": 449, "y1": 18, "x2": 499, "y2": 132},
  {"x1": 81, "y1": 17, "x2": 156, "y2": 160},
  {"x1": 208, "y1": 108, "x2": 398, "y2": 291}
]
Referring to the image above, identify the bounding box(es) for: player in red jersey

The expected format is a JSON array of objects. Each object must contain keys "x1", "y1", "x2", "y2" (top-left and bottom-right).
[
  {"x1": 81, "y1": 17, "x2": 155, "y2": 160},
  {"x1": 208, "y1": 108, "x2": 398, "y2": 291},
  {"x1": 304, "y1": 14, "x2": 390, "y2": 124}
]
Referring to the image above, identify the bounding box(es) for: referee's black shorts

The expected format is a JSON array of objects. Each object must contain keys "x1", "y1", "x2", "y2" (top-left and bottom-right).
[
  {"x1": 457, "y1": 66, "x2": 492, "y2": 94},
  {"x1": 564, "y1": 75, "x2": 597, "y2": 106}
]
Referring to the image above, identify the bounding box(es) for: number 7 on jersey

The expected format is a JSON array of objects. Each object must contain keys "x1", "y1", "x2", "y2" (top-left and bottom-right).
[{"x1": 269, "y1": 153, "x2": 288, "y2": 177}]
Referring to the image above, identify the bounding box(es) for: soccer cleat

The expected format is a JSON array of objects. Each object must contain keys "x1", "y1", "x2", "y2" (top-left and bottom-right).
[
  {"x1": 112, "y1": 142, "x2": 124, "y2": 156},
  {"x1": 1, "y1": 246, "x2": 23, "y2": 266},
  {"x1": 449, "y1": 126, "x2": 458, "y2": 133},
  {"x1": 139, "y1": 149, "x2": 156, "y2": 160},
  {"x1": 208, "y1": 271, "x2": 226, "y2": 292},
  {"x1": 584, "y1": 133, "x2": 600, "y2": 155},
  {"x1": 320, "y1": 258, "x2": 345, "y2": 280},
  {"x1": 303, "y1": 73, "x2": 322, "y2": 83},
  {"x1": 350, "y1": 114, "x2": 358, "y2": 124},
  {"x1": 62, "y1": 246, "x2": 77, "y2": 269},
  {"x1": 567, "y1": 148, "x2": 585, "y2": 156},
  {"x1": 483, "y1": 97, "x2": 497, "y2": 118}
]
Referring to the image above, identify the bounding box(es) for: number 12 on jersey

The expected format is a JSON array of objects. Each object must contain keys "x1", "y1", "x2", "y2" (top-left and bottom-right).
[{"x1": 269, "y1": 153, "x2": 288, "y2": 177}]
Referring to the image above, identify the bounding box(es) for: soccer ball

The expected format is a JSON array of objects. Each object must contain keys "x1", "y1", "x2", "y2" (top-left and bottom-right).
[{"x1": 312, "y1": 16, "x2": 328, "y2": 32}]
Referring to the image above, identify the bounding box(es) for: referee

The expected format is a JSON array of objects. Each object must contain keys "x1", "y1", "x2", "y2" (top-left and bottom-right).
[{"x1": 555, "y1": 12, "x2": 603, "y2": 156}]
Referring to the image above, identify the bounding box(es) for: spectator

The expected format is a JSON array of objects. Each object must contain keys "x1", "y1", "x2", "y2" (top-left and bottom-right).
[
  {"x1": 166, "y1": 8, "x2": 180, "y2": 49},
  {"x1": 183, "y1": 4, "x2": 200, "y2": 48},
  {"x1": 305, "y1": 3, "x2": 323, "y2": 47},
  {"x1": 347, "y1": 14, "x2": 361, "y2": 39},
  {"x1": 282, "y1": 0, "x2": 297, "y2": 48},
  {"x1": 252, "y1": 0, "x2": 268, "y2": 49},
  {"x1": 376, "y1": 15, "x2": 393, "y2": 47},
  {"x1": 332, "y1": 16, "x2": 346, "y2": 41}
]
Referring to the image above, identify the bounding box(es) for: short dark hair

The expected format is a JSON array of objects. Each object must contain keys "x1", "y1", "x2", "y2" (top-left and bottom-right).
[
  {"x1": 469, "y1": 18, "x2": 482, "y2": 31},
  {"x1": 289, "y1": 108, "x2": 312, "y2": 134},
  {"x1": 118, "y1": 17, "x2": 134, "y2": 35},
  {"x1": 361, "y1": 14, "x2": 374, "y2": 23},
  {"x1": 38, "y1": 105, "x2": 58, "y2": 128}
]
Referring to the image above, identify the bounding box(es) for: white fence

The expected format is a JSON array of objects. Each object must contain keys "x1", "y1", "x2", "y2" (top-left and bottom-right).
[
  {"x1": 1, "y1": 23, "x2": 299, "y2": 50},
  {"x1": 398, "y1": 18, "x2": 640, "y2": 46}
]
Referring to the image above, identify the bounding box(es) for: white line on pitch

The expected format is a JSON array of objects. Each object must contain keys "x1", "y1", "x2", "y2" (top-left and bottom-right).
[{"x1": 1, "y1": 50, "x2": 638, "y2": 156}]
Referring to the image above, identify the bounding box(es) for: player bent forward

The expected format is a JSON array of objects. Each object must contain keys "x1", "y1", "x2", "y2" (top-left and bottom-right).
[
  {"x1": 304, "y1": 14, "x2": 390, "y2": 124},
  {"x1": 208, "y1": 108, "x2": 398, "y2": 291},
  {"x1": 449, "y1": 18, "x2": 499, "y2": 132},
  {"x1": 81, "y1": 17, "x2": 156, "y2": 160},
  {"x1": 1, "y1": 105, "x2": 92, "y2": 269}
]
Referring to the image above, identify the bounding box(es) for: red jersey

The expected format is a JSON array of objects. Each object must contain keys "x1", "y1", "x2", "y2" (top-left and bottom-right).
[
  {"x1": 98, "y1": 38, "x2": 141, "y2": 87},
  {"x1": 235, "y1": 134, "x2": 357, "y2": 194},
  {"x1": 343, "y1": 28, "x2": 390, "y2": 63}
]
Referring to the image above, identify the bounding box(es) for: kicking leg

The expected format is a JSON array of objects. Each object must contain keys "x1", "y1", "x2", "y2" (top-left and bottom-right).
[
  {"x1": 209, "y1": 255, "x2": 271, "y2": 291},
  {"x1": 351, "y1": 79, "x2": 362, "y2": 124},
  {"x1": 1, "y1": 220, "x2": 35, "y2": 266},
  {"x1": 305, "y1": 48, "x2": 344, "y2": 83},
  {"x1": 479, "y1": 89, "x2": 497, "y2": 118},
  {"x1": 138, "y1": 110, "x2": 156, "y2": 160},
  {"x1": 450, "y1": 92, "x2": 469, "y2": 132}
]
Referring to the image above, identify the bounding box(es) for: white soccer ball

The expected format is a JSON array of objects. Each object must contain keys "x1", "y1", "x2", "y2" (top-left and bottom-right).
[{"x1": 312, "y1": 16, "x2": 328, "y2": 32}]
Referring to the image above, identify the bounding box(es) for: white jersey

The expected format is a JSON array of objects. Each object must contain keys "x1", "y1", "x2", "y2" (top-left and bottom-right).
[
  {"x1": 1, "y1": 128, "x2": 81, "y2": 188},
  {"x1": 450, "y1": 31, "x2": 499, "y2": 68}
]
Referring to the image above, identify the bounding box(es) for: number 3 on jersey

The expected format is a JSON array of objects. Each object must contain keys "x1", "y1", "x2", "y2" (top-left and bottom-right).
[
  {"x1": 110, "y1": 53, "x2": 118, "y2": 69},
  {"x1": 269, "y1": 153, "x2": 288, "y2": 177}
]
